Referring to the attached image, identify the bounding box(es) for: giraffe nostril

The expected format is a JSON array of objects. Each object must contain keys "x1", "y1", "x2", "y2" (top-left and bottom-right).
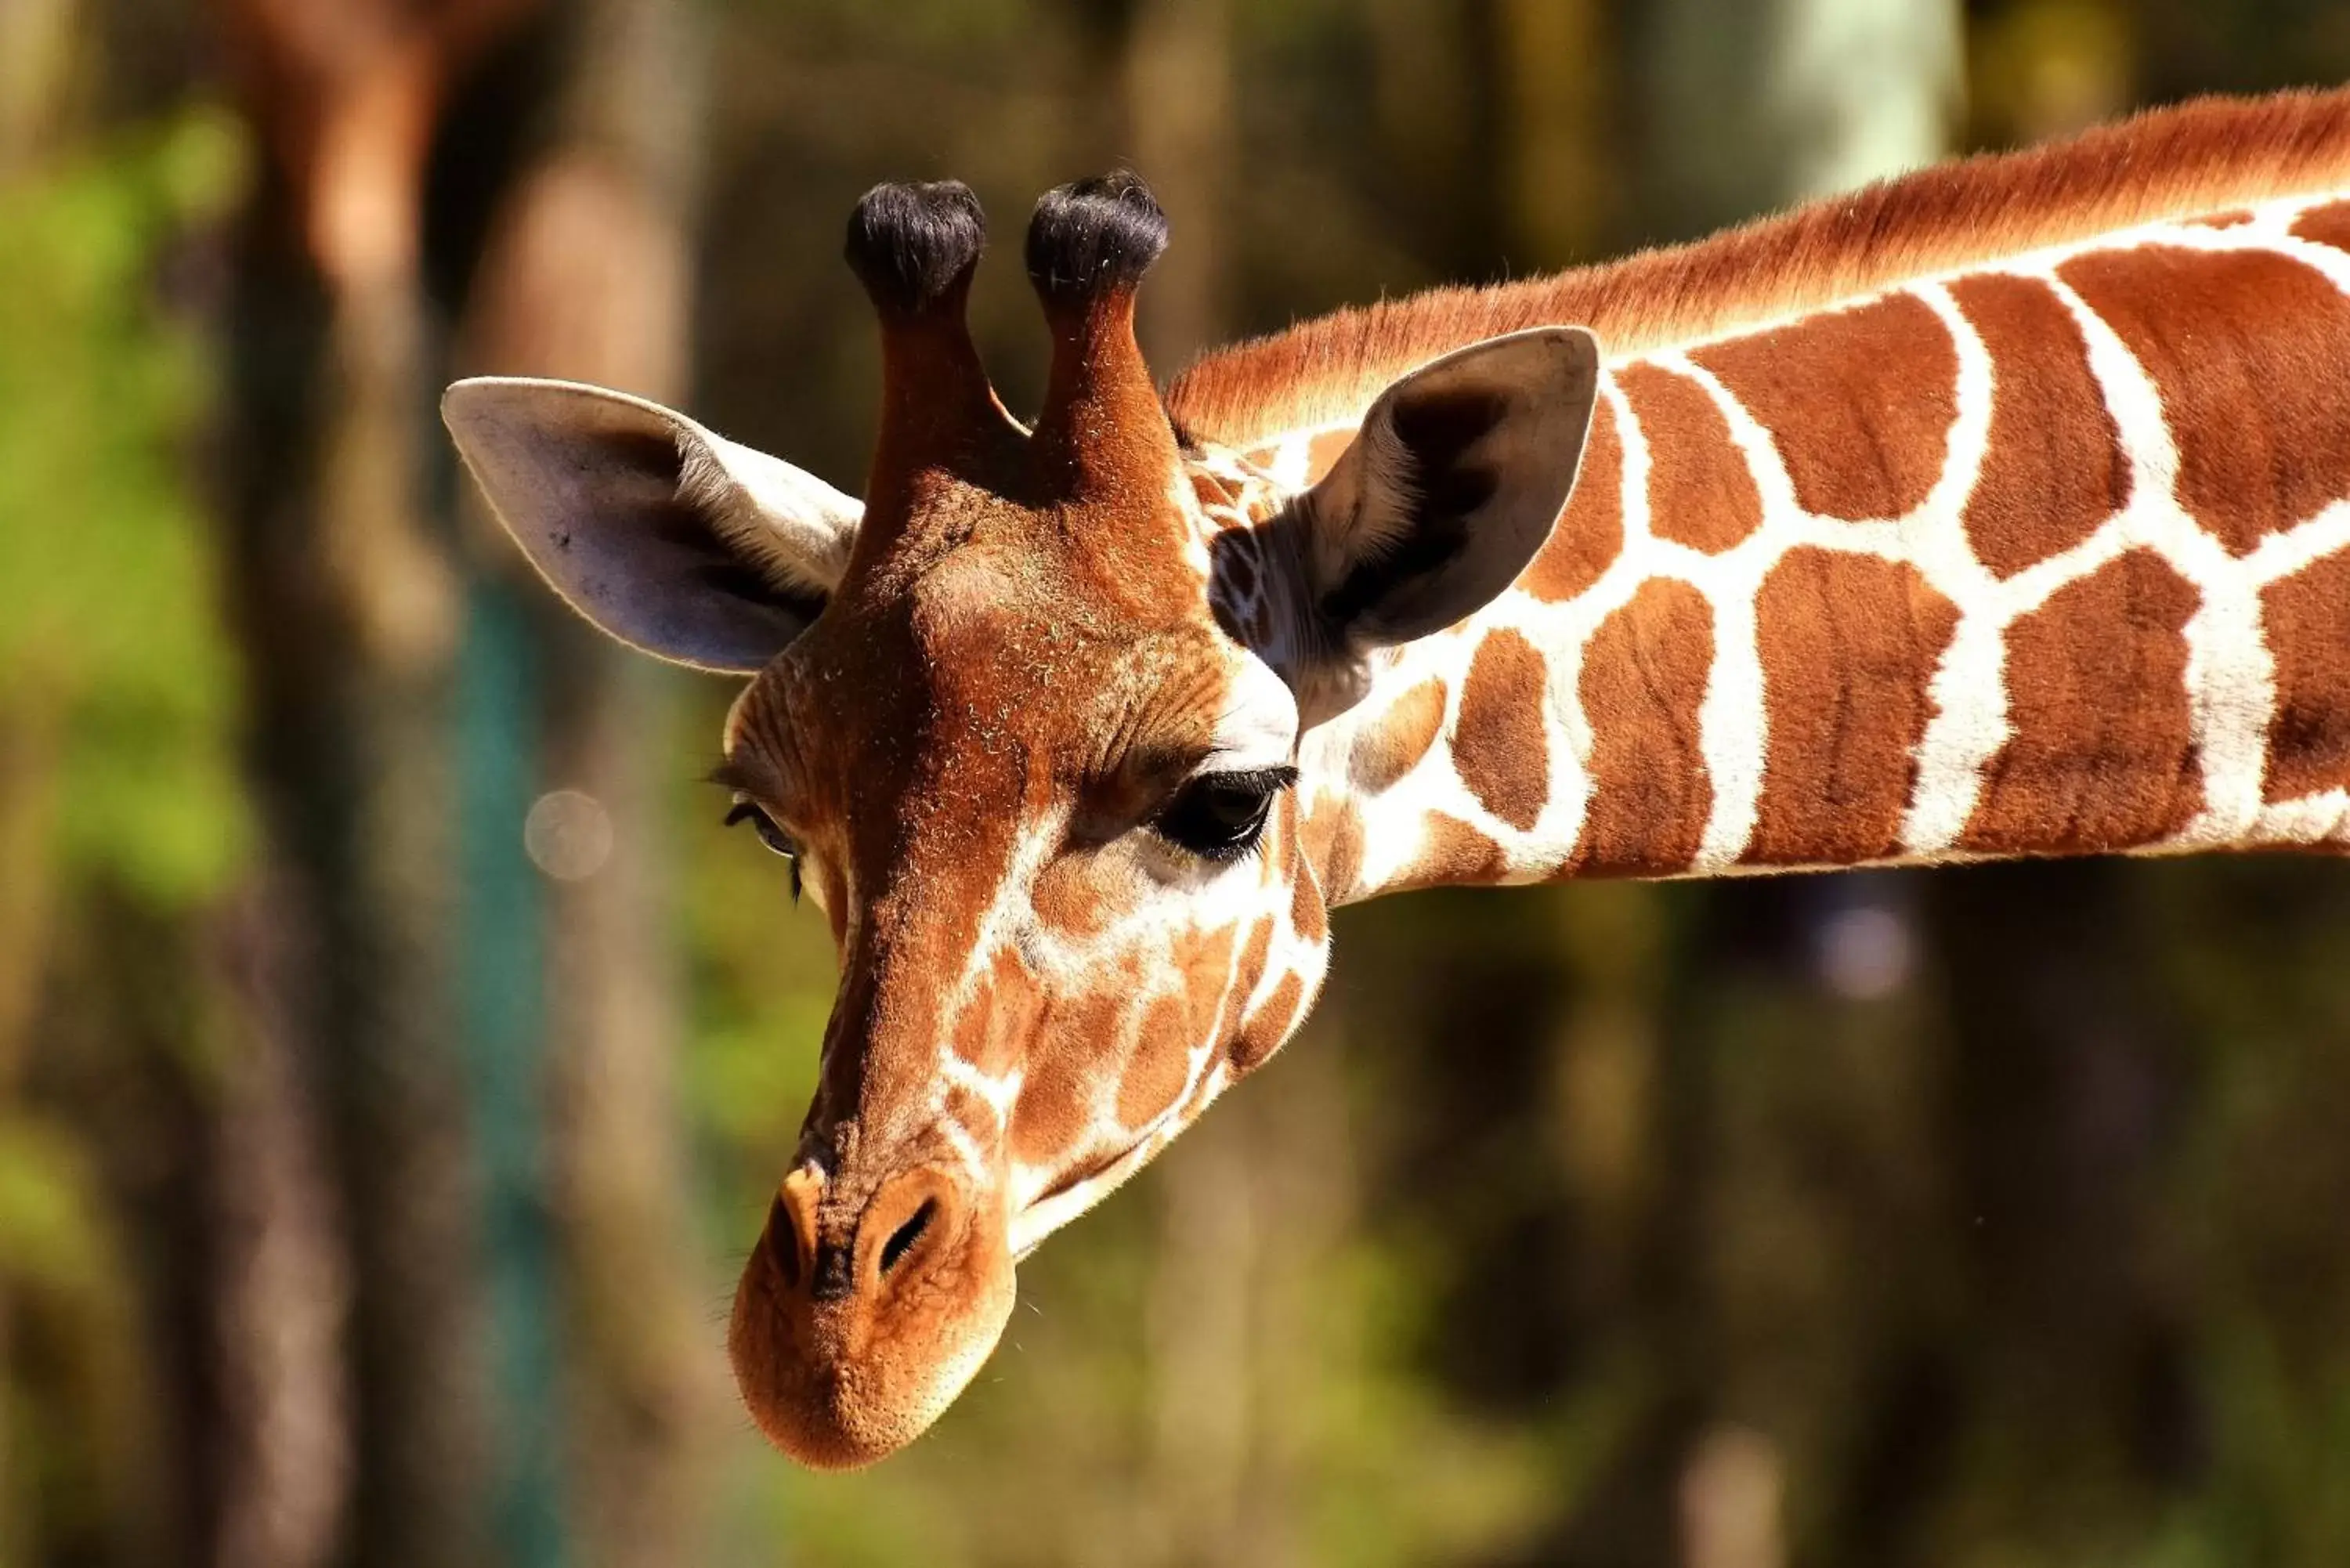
[
  {"x1": 880, "y1": 1198, "x2": 937, "y2": 1277},
  {"x1": 766, "y1": 1191, "x2": 803, "y2": 1291}
]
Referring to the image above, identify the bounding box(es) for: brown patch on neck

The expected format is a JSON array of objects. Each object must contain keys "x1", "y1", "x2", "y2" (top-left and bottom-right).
[
  {"x1": 1745, "y1": 550, "x2": 1958, "y2": 865},
  {"x1": 1452, "y1": 630, "x2": 1551, "y2": 832},
  {"x1": 1568, "y1": 577, "x2": 1715, "y2": 876},
  {"x1": 1523, "y1": 394, "x2": 1623, "y2": 602},
  {"x1": 2060, "y1": 244, "x2": 2350, "y2": 557},
  {"x1": 1350, "y1": 678, "x2": 1449, "y2": 793},
  {"x1": 1962, "y1": 550, "x2": 2202, "y2": 854},
  {"x1": 1392, "y1": 812, "x2": 1508, "y2": 892},
  {"x1": 1619, "y1": 363, "x2": 1763, "y2": 553},
  {"x1": 1298, "y1": 798, "x2": 1366, "y2": 905},
  {"x1": 2260, "y1": 549, "x2": 2350, "y2": 803},
  {"x1": 2290, "y1": 197, "x2": 2350, "y2": 251},
  {"x1": 1948, "y1": 273, "x2": 2130, "y2": 577},
  {"x1": 1693, "y1": 292, "x2": 1956, "y2": 521}
]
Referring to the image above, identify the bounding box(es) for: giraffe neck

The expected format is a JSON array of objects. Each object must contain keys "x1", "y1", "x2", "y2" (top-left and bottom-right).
[{"x1": 1278, "y1": 192, "x2": 2350, "y2": 905}]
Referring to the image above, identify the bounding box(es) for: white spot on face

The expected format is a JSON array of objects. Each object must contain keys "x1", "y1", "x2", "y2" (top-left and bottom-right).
[
  {"x1": 1211, "y1": 653, "x2": 1300, "y2": 769},
  {"x1": 936, "y1": 1115, "x2": 988, "y2": 1185},
  {"x1": 939, "y1": 1055, "x2": 1021, "y2": 1122}
]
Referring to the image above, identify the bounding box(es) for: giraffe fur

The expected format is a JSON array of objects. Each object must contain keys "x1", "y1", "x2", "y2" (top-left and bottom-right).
[{"x1": 443, "y1": 90, "x2": 2350, "y2": 1469}]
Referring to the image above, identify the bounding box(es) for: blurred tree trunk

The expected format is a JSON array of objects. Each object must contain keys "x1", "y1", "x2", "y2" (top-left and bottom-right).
[
  {"x1": 1922, "y1": 861, "x2": 2200, "y2": 1508},
  {"x1": 215, "y1": 2, "x2": 719, "y2": 1563},
  {"x1": 3, "y1": 11, "x2": 343, "y2": 1566},
  {"x1": 1494, "y1": 0, "x2": 1612, "y2": 268},
  {"x1": 197, "y1": 880, "x2": 353, "y2": 1568},
  {"x1": 0, "y1": 8, "x2": 75, "y2": 1552},
  {"x1": 450, "y1": 4, "x2": 725, "y2": 1563},
  {"x1": 212, "y1": 3, "x2": 544, "y2": 1564},
  {"x1": 0, "y1": 701, "x2": 61, "y2": 1564},
  {"x1": 1365, "y1": 0, "x2": 1500, "y2": 280},
  {"x1": 218, "y1": 105, "x2": 488, "y2": 1568},
  {"x1": 1639, "y1": 0, "x2": 1961, "y2": 238},
  {"x1": 1123, "y1": 0, "x2": 1227, "y2": 372}
]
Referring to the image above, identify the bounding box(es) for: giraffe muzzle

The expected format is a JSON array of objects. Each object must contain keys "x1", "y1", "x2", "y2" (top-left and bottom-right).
[{"x1": 728, "y1": 1158, "x2": 1015, "y2": 1469}]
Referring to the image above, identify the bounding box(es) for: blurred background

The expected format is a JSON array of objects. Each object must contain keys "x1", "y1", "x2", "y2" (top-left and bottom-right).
[{"x1": 6, "y1": 0, "x2": 2350, "y2": 1564}]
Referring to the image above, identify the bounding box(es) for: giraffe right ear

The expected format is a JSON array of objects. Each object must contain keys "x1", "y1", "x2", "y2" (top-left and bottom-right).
[
  {"x1": 443, "y1": 378, "x2": 862, "y2": 674},
  {"x1": 1277, "y1": 326, "x2": 1600, "y2": 721}
]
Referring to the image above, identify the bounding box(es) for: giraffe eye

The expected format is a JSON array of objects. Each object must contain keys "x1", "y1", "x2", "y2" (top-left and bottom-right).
[
  {"x1": 1153, "y1": 766, "x2": 1296, "y2": 862},
  {"x1": 725, "y1": 798, "x2": 804, "y2": 901}
]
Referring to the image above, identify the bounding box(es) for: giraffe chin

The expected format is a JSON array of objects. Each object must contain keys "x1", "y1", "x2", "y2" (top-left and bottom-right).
[{"x1": 726, "y1": 1186, "x2": 1017, "y2": 1470}]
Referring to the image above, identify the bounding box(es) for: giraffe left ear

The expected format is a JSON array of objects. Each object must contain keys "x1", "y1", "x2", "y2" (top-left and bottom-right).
[
  {"x1": 444, "y1": 378, "x2": 863, "y2": 673},
  {"x1": 1281, "y1": 326, "x2": 1600, "y2": 717}
]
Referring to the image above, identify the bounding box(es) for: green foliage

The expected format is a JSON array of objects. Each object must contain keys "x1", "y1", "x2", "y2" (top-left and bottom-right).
[
  {"x1": 0, "y1": 107, "x2": 249, "y2": 910},
  {"x1": 0, "y1": 107, "x2": 251, "y2": 1563},
  {"x1": 0, "y1": 1112, "x2": 107, "y2": 1296}
]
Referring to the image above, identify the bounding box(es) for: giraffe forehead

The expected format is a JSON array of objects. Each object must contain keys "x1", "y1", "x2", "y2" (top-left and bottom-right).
[{"x1": 729, "y1": 572, "x2": 1263, "y2": 820}]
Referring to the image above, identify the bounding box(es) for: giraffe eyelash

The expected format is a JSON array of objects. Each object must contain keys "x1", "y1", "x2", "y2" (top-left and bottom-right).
[
  {"x1": 1152, "y1": 765, "x2": 1296, "y2": 863},
  {"x1": 724, "y1": 797, "x2": 804, "y2": 904}
]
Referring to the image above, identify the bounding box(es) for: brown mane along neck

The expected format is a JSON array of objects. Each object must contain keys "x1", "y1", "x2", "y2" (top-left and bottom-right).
[{"x1": 1168, "y1": 86, "x2": 2350, "y2": 447}]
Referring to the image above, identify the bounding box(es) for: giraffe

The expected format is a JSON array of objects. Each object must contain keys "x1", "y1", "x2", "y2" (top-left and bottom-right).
[{"x1": 444, "y1": 89, "x2": 2350, "y2": 1468}]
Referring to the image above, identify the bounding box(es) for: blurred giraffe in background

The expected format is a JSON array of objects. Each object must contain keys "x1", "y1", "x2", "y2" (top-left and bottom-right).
[{"x1": 447, "y1": 86, "x2": 2350, "y2": 1466}]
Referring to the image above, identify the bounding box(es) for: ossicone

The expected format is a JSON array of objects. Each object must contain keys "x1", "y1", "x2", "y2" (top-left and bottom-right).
[
  {"x1": 841, "y1": 179, "x2": 1017, "y2": 509},
  {"x1": 1024, "y1": 172, "x2": 1168, "y2": 309},
  {"x1": 1020, "y1": 170, "x2": 1177, "y2": 497},
  {"x1": 844, "y1": 179, "x2": 988, "y2": 316}
]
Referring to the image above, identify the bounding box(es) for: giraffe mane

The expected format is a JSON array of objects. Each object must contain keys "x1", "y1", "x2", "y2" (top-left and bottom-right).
[{"x1": 1166, "y1": 85, "x2": 2350, "y2": 449}]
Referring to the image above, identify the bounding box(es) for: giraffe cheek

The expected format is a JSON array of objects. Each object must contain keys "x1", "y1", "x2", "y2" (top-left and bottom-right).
[
  {"x1": 1114, "y1": 994, "x2": 1193, "y2": 1128},
  {"x1": 1228, "y1": 970, "x2": 1307, "y2": 1076},
  {"x1": 1007, "y1": 1059, "x2": 1098, "y2": 1171},
  {"x1": 1289, "y1": 859, "x2": 1329, "y2": 950}
]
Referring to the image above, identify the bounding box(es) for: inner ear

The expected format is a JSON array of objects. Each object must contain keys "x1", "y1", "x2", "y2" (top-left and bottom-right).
[
  {"x1": 1304, "y1": 326, "x2": 1601, "y2": 652},
  {"x1": 592, "y1": 432, "x2": 832, "y2": 620},
  {"x1": 445, "y1": 378, "x2": 852, "y2": 674},
  {"x1": 1320, "y1": 381, "x2": 1517, "y2": 634}
]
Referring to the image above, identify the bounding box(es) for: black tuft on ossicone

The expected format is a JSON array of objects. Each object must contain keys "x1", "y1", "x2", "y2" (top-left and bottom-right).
[
  {"x1": 844, "y1": 180, "x2": 988, "y2": 313},
  {"x1": 1024, "y1": 172, "x2": 1168, "y2": 307}
]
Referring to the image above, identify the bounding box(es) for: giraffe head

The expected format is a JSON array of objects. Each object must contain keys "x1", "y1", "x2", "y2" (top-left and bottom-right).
[{"x1": 443, "y1": 175, "x2": 1600, "y2": 1466}]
